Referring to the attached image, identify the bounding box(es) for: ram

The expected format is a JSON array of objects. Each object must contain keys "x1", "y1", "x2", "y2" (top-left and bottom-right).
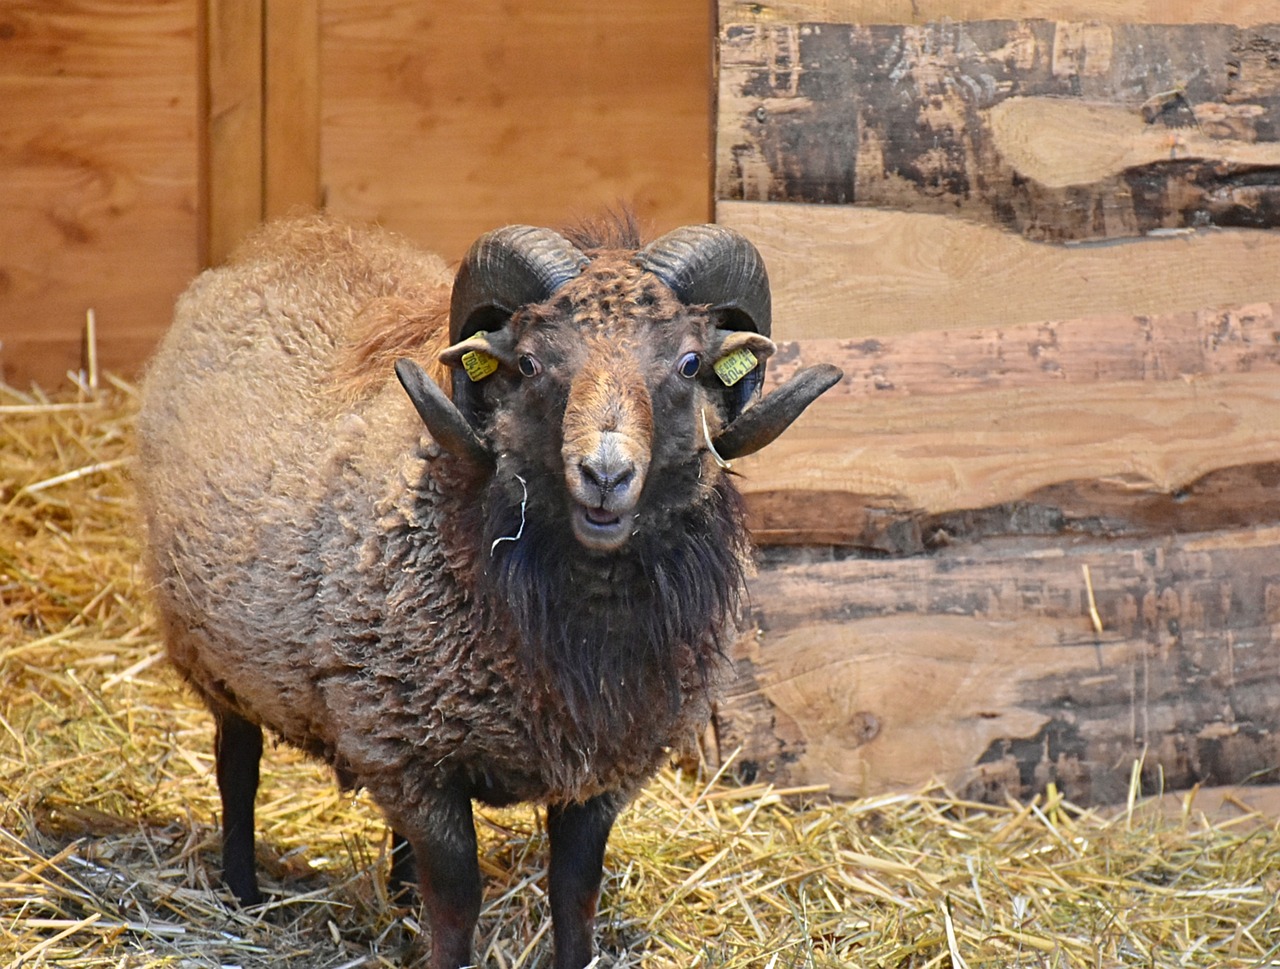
[{"x1": 135, "y1": 214, "x2": 841, "y2": 969}]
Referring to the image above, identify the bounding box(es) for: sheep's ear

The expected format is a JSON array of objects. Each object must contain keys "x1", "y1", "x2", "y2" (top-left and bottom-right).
[
  {"x1": 710, "y1": 329, "x2": 776, "y2": 423},
  {"x1": 394, "y1": 358, "x2": 495, "y2": 470},
  {"x1": 439, "y1": 330, "x2": 514, "y2": 383},
  {"x1": 711, "y1": 326, "x2": 768, "y2": 384},
  {"x1": 712, "y1": 363, "x2": 843, "y2": 461}
]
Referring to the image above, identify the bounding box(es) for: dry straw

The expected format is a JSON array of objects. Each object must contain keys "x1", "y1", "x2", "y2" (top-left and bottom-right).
[{"x1": 2, "y1": 379, "x2": 1278, "y2": 968}]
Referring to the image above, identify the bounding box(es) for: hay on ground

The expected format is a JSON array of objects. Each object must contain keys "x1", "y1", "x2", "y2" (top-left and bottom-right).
[{"x1": 1, "y1": 379, "x2": 1278, "y2": 968}]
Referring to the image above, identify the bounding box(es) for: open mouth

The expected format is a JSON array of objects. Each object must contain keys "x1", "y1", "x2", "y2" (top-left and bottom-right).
[
  {"x1": 583, "y1": 505, "x2": 621, "y2": 527},
  {"x1": 572, "y1": 503, "x2": 631, "y2": 550}
]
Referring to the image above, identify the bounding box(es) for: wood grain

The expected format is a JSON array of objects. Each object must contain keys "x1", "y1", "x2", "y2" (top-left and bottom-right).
[
  {"x1": 716, "y1": 21, "x2": 1280, "y2": 242},
  {"x1": 735, "y1": 302, "x2": 1280, "y2": 547},
  {"x1": 715, "y1": 527, "x2": 1280, "y2": 804},
  {"x1": 739, "y1": 371, "x2": 1280, "y2": 547},
  {"x1": 0, "y1": 0, "x2": 200, "y2": 389},
  {"x1": 320, "y1": 0, "x2": 713, "y2": 261},
  {"x1": 719, "y1": 200, "x2": 1280, "y2": 339},
  {"x1": 202, "y1": 0, "x2": 263, "y2": 267},
  {"x1": 989, "y1": 97, "x2": 1280, "y2": 190},
  {"x1": 265, "y1": 1, "x2": 321, "y2": 219},
  {"x1": 720, "y1": 1, "x2": 1280, "y2": 27}
]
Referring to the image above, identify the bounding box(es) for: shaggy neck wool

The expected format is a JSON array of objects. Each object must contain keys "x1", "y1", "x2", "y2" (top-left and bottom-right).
[{"x1": 478, "y1": 473, "x2": 750, "y2": 742}]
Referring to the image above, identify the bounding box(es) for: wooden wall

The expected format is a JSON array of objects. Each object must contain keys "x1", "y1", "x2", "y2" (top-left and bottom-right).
[
  {"x1": 320, "y1": 1, "x2": 712, "y2": 259},
  {"x1": 8, "y1": 0, "x2": 1278, "y2": 808},
  {"x1": 0, "y1": 1, "x2": 201, "y2": 390},
  {"x1": 0, "y1": 0, "x2": 712, "y2": 389},
  {"x1": 712, "y1": 1, "x2": 1280, "y2": 804}
]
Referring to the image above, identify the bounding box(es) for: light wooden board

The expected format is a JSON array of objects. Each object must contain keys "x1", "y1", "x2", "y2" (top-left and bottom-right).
[
  {"x1": 719, "y1": 201, "x2": 1280, "y2": 339},
  {"x1": 739, "y1": 371, "x2": 1280, "y2": 547},
  {"x1": 735, "y1": 301, "x2": 1280, "y2": 547},
  {"x1": 715, "y1": 526, "x2": 1280, "y2": 803},
  {"x1": 0, "y1": 0, "x2": 200, "y2": 390},
  {"x1": 202, "y1": 0, "x2": 263, "y2": 268},
  {"x1": 265, "y1": 1, "x2": 321, "y2": 219},
  {"x1": 720, "y1": 1, "x2": 1280, "y2": 26},
  {"x1": 320, "y1": 0, "x2": 713, "y2": 261}
]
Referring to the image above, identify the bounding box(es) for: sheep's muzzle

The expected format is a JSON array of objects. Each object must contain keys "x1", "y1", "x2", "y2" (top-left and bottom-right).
[{"x1": 561, "y1": 352, "x2": 653, "y2": 552}]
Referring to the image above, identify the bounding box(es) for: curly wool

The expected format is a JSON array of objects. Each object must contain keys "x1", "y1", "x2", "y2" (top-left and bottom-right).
[{"x1": 135, "y1": 216, "x2": 748, "y2": 823}]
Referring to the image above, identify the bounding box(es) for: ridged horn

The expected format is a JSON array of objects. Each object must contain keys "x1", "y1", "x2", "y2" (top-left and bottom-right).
[
  {"x1": 395, "y1": 358, "x2": 494, "y2": 470},
  {"x1": 713, "y1": 364, "x2": 843, "y2": 461},
  {"x1": 449, "y1": 225, "x2": 589, "y2": 343},
  {"x1": 634, "y1": 224, "x2": 771, "y2": 336}
]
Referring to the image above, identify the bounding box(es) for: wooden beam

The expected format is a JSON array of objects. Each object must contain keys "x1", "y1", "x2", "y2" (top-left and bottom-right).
[
  {"x1": 201, "y1": 0, "x2": 320, "y2": 266},
  {"x1": 719, "y1": 201, "x2": 1280, "y2": 339},
  {"x1": 201, "y1": 0, "x2": 263, "y2": 267},
  {"x1": 720, "y1": 1, "x2": 1280, "y2": 27},
  {"x1": 264, "y1": 1, "x2": 321, "y2": 218},
  {"x1": 732, "y1": 301, "x2": 1280, "y2": 548}
]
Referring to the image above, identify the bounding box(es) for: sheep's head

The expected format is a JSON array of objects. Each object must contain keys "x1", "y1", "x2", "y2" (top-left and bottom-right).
[{"x1": 395, "y1": 222, "x2": 841, "y2": 554}]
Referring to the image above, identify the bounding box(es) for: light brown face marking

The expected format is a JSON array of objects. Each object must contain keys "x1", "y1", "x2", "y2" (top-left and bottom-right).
[{"x1": 548, "y1": 256, "x2": 687, "y2": 550}]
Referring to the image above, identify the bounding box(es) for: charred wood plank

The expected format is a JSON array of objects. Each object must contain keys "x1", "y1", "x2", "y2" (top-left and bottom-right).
[
  {"x1": 720, "y1": 527, "x2": 1280, "y2": 805},
  {"x1": 717, "y1": 20, "x2": 1280, "y2": 241}
]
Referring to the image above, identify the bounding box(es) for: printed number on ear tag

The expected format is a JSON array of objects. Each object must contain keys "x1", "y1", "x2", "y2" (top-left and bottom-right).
[
  {"x1": 461, "y1": 331, "x2": 499, "y2": 382},
  {"x1": 714, "y1": 347, "x2": 757, "y2": 387}
]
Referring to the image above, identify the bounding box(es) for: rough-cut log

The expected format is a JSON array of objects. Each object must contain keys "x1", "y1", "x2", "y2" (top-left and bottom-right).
[
  {"x1": 717, "y1": 201, "x2": 1280, "y2": 341},
  {"x1": 736, "y1": 300, "x2": 1280, "y2": 548},
  {"x1": 717, "y1": 20, "x2": 1280, "y2": 241},
  {"x1": 715, "y1": 527, "x2": 1280, "y2": 805},
  {"x1": 719, "y1": 2, "x2": 1278, "y2": 26}
]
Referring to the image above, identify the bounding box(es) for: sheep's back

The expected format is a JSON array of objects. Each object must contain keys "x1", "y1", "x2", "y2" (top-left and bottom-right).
[{"x1": 135, "y1": 216, "x2": 452, "y2": 746}]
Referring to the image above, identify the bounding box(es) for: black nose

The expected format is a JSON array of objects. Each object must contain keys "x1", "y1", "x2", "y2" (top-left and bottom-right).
[{"x1": 579, "y1": 455, "x2": 635, "y2": 497}]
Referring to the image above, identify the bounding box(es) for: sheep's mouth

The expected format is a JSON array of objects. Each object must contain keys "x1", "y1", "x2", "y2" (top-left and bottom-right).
[{"x1": 572, "y1": 503, "x2": 632, "y2": 551}]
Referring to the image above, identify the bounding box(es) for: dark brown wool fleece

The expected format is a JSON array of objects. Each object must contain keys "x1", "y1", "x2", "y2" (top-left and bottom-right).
[{"x1": 135, "y1": 216, "x2": 750, "y2": 826}]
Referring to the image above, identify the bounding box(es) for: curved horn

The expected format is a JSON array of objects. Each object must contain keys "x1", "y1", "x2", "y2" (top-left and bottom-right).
[
  {"x1": 634, "y1": 224, "x2": 771, "y2": 336},
  {"x1": 713, "y1": 364, "x2": 843, "y2": 461},
  {"x1": 449, "y1": 225, "x2": 589, "y2": 343},
  {"x1": 395, "y1": 358, "x2": 494, "y2": 470}
]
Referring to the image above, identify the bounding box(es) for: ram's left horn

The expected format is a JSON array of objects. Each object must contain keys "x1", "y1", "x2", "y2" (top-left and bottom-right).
[
  {"x1": 395, "y1": 358, "x2": 495, "y2": 470},
  {"x1": 712, "y1": 364, "x2": 843, "y2": 461}
]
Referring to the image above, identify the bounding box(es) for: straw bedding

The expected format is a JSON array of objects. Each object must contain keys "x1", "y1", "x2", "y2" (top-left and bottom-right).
[{"x1": 1, "y1": 378, "x2": 1278, "y2": 968}]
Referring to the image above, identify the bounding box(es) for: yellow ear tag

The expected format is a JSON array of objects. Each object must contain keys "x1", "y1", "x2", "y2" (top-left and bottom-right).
[
  {"x1": 714, "y1": 347, "x2": 757, "y2": 387},
  {"x1": 460, "y1": 331, "x2": 499, "y2": 382}
]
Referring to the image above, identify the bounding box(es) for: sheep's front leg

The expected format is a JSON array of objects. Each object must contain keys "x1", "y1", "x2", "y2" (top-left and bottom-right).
[
  {"x1": 213, "y1": 707, "x2": 263, "y2": 905},
  {"x1": 407, "y1": 787, "x2": 482, "y2": 969},
  {"x1": 547, "y1": 795, "x2": 619, "y2": 969}
]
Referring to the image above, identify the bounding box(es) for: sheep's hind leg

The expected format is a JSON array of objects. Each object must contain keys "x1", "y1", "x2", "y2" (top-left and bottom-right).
[
  {"x1": 213, "y1": 706, "x2": 263, "y2": 905},
  {"x1": 547, "y1": 794, "x2": 619, "y2": 969},
  {"x1": 406, "y1": 786, "x2": 481, "y2": 969}
]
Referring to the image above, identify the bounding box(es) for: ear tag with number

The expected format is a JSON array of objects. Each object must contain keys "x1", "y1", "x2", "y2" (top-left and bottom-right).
[
  {"x1": 713, "y1": 347, "x2": 757, "y2": 387},
  {"x1": 461, "y1": 331, "x2": 499, "y2": 382}
]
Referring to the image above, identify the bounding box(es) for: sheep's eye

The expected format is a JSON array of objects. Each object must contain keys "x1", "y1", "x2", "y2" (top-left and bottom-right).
[
  {"x1": 677, "y1": 352, "x2": 701, "y2": 379},
  {"x1": 517, "y1": 354, "x2": 542, "y2": 378}
]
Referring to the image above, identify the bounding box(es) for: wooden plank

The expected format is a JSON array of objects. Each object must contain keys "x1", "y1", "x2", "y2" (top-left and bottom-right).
[
  {"x1": 736, "y1": 302, "x2": 1280, "y2": 548},
  {"x1": 720, "y1": 2, "x2": 1280, "y2": 28},
  {"x1": 0, "y1": 0, "x2": 200, "y2": 390},
  {"x1": 719, "y1": 200, "x2": 1280, "y2": 338},
  {"x1": 201, "y1": 0, "x2": 263, "y2": 267},
  {"x1": 715, "y1": 527, "x2": 1280, "y2": 804},
  {"x1": 264, "y1": 0, "x2": 321, "y2": 218},
  {"x1": 320, "y1": 0, "x2": 713, "y2": 260},
  {"x1": 740, "y1": 372, "x2": 1280, "y2": 549},
  {"x1": 716, "y1": 21, "x2": 1280, "y2": 242}
]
